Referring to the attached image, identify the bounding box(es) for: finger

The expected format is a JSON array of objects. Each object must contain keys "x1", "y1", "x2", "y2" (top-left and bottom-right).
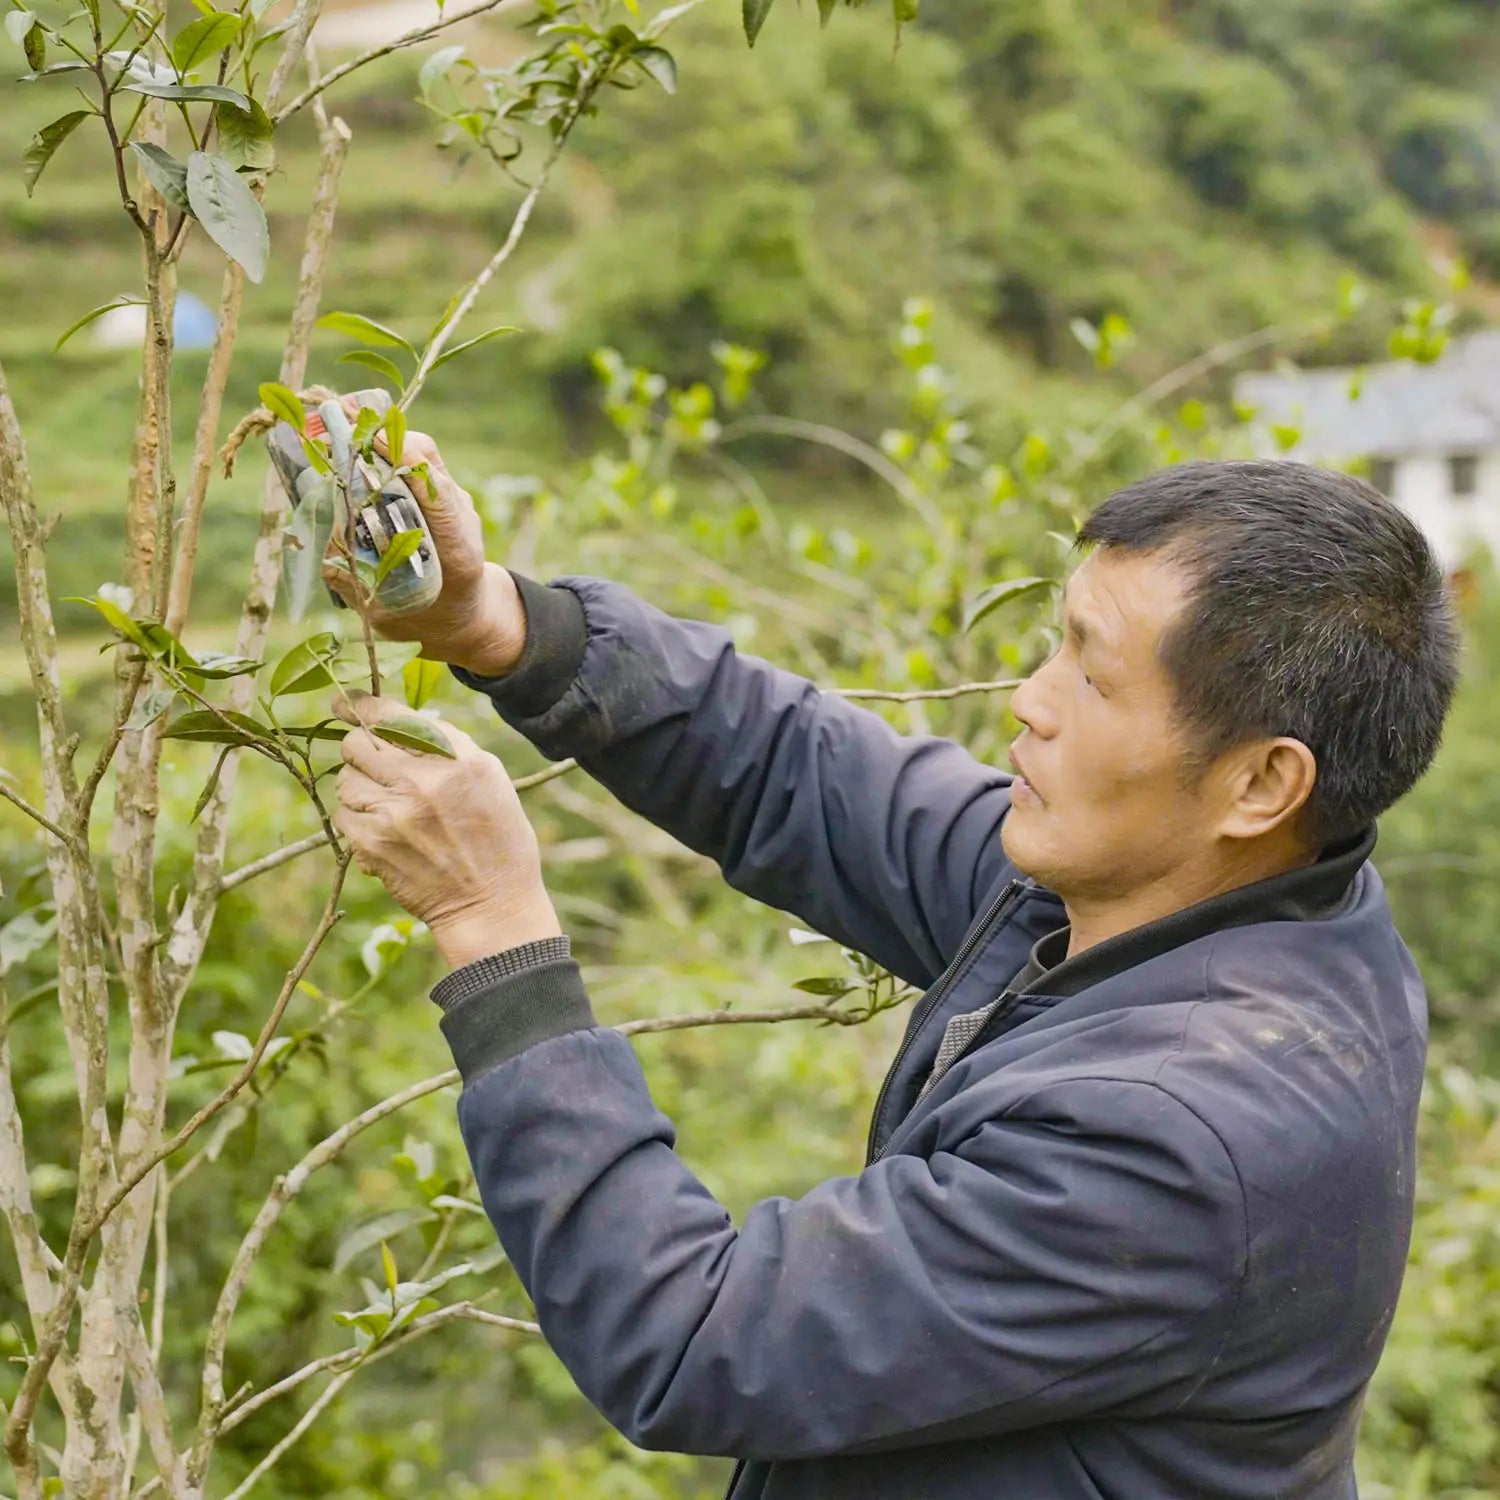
[
  {"x1": 333, "y1": 804, "x2": 383, "y2": 875},
  {"x1": 340, "y1": 727, "x2": 406, "y2": 784},
  {"x1": 335, "y1": 765, "x2": 388, "y2": 814}
]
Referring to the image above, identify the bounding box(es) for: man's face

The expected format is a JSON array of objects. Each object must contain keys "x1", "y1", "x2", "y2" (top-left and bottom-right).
[{"x1": 1002, "y1": 547, "x2": 1216, "y2": 902}]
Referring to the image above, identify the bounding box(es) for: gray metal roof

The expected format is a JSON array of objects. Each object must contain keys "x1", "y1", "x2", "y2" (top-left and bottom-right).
[{"x1": 1235, "y1": 330, "x2": 1500, "y2": 460}]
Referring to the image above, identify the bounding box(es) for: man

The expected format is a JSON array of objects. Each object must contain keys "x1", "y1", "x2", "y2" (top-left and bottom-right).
[{"x1": 332, "y1": 440, "x2": 1461, "y2": 1499}]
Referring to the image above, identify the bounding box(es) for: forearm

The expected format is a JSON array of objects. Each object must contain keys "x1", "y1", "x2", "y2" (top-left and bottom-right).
[{"x1": 453, "y1": 574, "x2": 1015, "y2": 988}]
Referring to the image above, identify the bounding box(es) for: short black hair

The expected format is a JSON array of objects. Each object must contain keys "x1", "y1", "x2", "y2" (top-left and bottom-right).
[{"x1": 1076, "y1": 460, "x2": 1463, "y2": 847}]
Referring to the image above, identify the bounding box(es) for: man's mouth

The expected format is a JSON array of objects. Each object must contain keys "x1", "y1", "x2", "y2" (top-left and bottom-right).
[{"x1": 1008, "y1": 745, "x2": 1044, "y2": 807}]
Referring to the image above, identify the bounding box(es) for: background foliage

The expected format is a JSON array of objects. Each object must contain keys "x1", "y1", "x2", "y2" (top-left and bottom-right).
[{"x1": 3, "y1": 0, "x2": 1500, "y2": 1494}]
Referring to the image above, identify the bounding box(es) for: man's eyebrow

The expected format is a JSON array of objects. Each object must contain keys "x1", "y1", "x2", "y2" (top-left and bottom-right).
[{"x1": 1058, "y1": 581, "x2": 1092, "y2": 649}]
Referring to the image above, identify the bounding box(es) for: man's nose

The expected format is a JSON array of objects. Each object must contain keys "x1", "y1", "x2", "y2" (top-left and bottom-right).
[{"x1": 1009, "y1": 661, "x2": 1057, "y2": 740}]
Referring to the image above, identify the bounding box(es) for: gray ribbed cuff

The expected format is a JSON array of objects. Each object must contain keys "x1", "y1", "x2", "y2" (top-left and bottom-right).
[
  {"x1": 431, "y1": 935, "x2": 573, "y2": 1014},
  {"x1": 438, "y1": 956, "x2": 597, "y2": 1083}
]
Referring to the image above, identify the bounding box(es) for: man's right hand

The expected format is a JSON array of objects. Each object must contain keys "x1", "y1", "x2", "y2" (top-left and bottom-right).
[{"x1": 323, "y1": 401, "x2": 528, "y2": 677}]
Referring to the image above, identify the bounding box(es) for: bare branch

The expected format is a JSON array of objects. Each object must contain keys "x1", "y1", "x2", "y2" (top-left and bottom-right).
[
  {"x1": 834, "y1": 677, "x2": 1023, "y2": 704},
  {"x1": 719, "y1": 414, "x2": 941, "y2": 530},
  {"x1": 0, "y1": 973, "x2": 65, "y2": 1324},
  {"x1": 217, "y1": 1298, "x2": 539, "y2": 1437},
  {"x1": 0, "y1": 781, "x2": 82, "y2": 853},
  {"x1": 161, "y1": 112, "x2": 352, "y2": 1006},
  {"x1": 190, "y1": 1065, "x2": 461, "y2": 1481},
  {"x1": 1063, "y1": 318, "x2": 1333, "y2": 474},
  {"x1": 402, "y1": 64, "x2": 605, "y2": 408},
  {"x1": 514, "y1": 758, "x2": 579, "y2": 793},
  {"x1": 273, "y1": 0, "x2": 525, "y2": 124},
  {"x1": 88, "y1": 858, "x2": 352, "y2": 1246},
  {"x1": 264, "y1": 0, "x2": 326, "y2": 116},
  {"x1": 166, "y1": 263, "x2": 247, "y2": 636},
  {"x1": 615, "y1": 1000, "x2": 871, "y2": 1037},
  {"x1": 218, "y1": 832, "x2": 335, "y2": 894},
  {"x1": 222, "y1": 1364, "x2": 360, "y2": 1500}
]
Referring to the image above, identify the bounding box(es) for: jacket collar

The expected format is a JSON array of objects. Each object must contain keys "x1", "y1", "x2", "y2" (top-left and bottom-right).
[{"x1": 1020, "y1": 825, "x2": 1377, "y2": 1000}]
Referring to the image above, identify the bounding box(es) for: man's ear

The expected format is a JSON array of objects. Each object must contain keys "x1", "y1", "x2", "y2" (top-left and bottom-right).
[{"x1": 1218, "y1": 737, "x2": 1317, "y2": 841}]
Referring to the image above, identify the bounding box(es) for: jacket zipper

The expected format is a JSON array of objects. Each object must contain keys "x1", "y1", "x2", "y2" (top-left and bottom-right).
[{"x1": 864, "y1": 879, "x2": 1026, "y2": 1165}]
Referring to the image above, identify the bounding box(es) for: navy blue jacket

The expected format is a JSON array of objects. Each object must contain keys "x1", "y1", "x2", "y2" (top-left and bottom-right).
[{"x1": 437, "y1": 573, "x2": 1428, "y2": 1499}]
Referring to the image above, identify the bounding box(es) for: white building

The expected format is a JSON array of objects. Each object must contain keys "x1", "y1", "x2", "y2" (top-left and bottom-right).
[{"x1": 1236, "y1": 330, "x2": 1500, "y2": 570}]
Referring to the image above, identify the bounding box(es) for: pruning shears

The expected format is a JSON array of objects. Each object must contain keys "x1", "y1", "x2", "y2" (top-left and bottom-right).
[{"x1": 265, "y1": 387, "x2": 443, "y2": 617}]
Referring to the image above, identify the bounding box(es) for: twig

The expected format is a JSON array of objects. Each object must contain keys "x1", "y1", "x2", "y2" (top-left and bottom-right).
[
  {"x1": 513, "y1": 758, "x2": 579, "y2": 793},
  {"x1": 217, "y1": 1299, "x2": 538, "y2": 1437},
  {"x1": 273, "y1": 0, "x2": 525, "y2": 123},
  {"x1": 833, "y1": 677, "x2": 1023, "y2": 704},
  {"x1": 1063, "y1": 317, "x2": 1334, "y2": 475},
  {"x1": 264, "y1": 0, "x2": 326, "y2": 117},
  {"x1": 0, "y1": 973, "x2": 66, "y2": 1329},
  {"x1": 162, "y1": 112, "x2": 351, "y2": 1007},
  {"x1": 85, "y1": 857, "x2": 351, "y2": 1246},
  {"x1": 719, "y1": 415, "x2": 941, "y2": 531},
  {"x1": 218, "y1": 832, "x2": 334, "y2": 894},
  {"x1": 190, "y1": 1067, "x2": 462, "y2": 1482},
  {"x1": 0, "y1": 782, "x2": 82, "y2": 852},
  {"x1": 220, "y1": 1363, "x2": 359, "y2": 1500},
  {"x1": 615, "y1": 1001, "x2": 869, "y2": 1037},
  {"x1": 401, "y1": 64, "x2": 604, "y2": 407},
  {"x1": 167, "y1": 261, "x2": 248, "y2": 635}
]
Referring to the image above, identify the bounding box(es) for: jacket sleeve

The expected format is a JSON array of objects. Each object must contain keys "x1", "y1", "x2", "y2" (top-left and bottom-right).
[
  {"x1": 454, "y1": 574, "x2": 1017, "y2": 989},
  {"x1": 452, "y1": 1019, "x2": 1248, "y2": 1462}
]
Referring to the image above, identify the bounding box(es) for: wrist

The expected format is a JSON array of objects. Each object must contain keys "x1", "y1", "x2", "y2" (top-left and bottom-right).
[
  {"x1": 442, "y1": 565, "x2": 527, "y2": 678},
  {"x1": 432, "y1": 891, "x2": 563, "y2": 970}
]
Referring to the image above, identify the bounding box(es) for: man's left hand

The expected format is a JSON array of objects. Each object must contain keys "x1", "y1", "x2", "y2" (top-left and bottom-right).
[{"x1": 332, "y1": 691, "x2": 562, "y2": 968}]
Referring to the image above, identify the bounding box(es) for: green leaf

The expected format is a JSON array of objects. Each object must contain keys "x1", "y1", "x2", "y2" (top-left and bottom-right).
[
  {"x1": 333, "y1": 1208, "x2": 438, "y2": 1274},
  {"x1": 171, "y1": 11, "x2": 239, "y2": 73},
  {"x1": 65, "y1": 594, "x2": 151, "y2": 650},
  {"x1": 380, "y1": 1241, "x2": 399, "y2": 1297},
  {"x1": 192, "y1": 652, "x2": 263, "y2": 679},
  {"x1": 338, "y1": 349, "x2": 406, "y2": 391},
  {"x1": 284, "y1": 474, "x2": 337, "y2": 622},
  {"x1": 792, "y1": 976, "x2": 858, "y2": 997},
  {"x1": 372, "y1": 716, "x2": 456, "y2": 759},
  {"x1": 186, "y1": 150, "x2": 268, "y2": 282},
  {"x1": 129, "y1": 141, "x2": 191, "y2": 211},
  {"x1": 743, "y1": 0, "x2": 775, "y2": 45},
  {"x1": 54, "y1": 295, "x2": 146, "y2": 351},
  {"x1": 960, "y1": 576, "x2": 1056, "y2": 636},
  {"x1": 631, "y1": 45, "x2": 676, "y2": 92},
  {"x1": 817, "y1": 0, "x2": 835, "y2": 22},
  {"x1": 428, "y1": 325, "x2": 521, "y2": 373},
  {"x1": 17, "y1": 60, "x2": 90, "y2": 80},
  {"x1": 417, "y1": 42, "x2": 465, "y2": 97},
  {"x1": 403, "y1": 656, "x2": 444, "y2": 710},
  {"x1": 4, "y1": 11, "x2": 37, "y2": 48},
  {"x1": 350, "y1": 403, "x2": 383, "y2": 456},
  {"x1": 120, "y1": 79, "x2": 253, "y2": 107},
  {"x1": 191, "y1": 745, "x2": 233, "y2": 822},
  {"x1": 381, "y1": 403, "x2": 408, "y2": 467},
  {"x1": 23, "y1": 110, "x2": 89, "y2": 198},
  {"x1": 258, "y1": 381, "x2": 306, "y2": 433},
  {"x1": 280, "y1": 719, "x2": 350, "y2": 743},
  {"x1": 317, "y1": 311, "x2": 415, "y2": 355},
  {"x1": 125, "y1": 688, "x2": 177, "y2": 731},
  {"x1": 299, "y1": 433, "x2": 333, "y2": 475},
  {"x1": 892, "y1": 0, "x2": 917, "y2": 39},
  {"x1": 372, "y1": 528, "x2": 422, "y2": 587},
  {"x1": 23, "y1": 19, "x2": 43, "y2": 69},
  {"x1": 213, "y1": 97, "x2": 274, "y2": 171},
  {"x1": 163, "y1": 709, "x2": 269, "y2": 746},
  {"x1": 269, "y1": 632, "x2": 341, "y2": 697},
  {"x1": 642, "y1": 0, "x2": 702, "y2": 39}
]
